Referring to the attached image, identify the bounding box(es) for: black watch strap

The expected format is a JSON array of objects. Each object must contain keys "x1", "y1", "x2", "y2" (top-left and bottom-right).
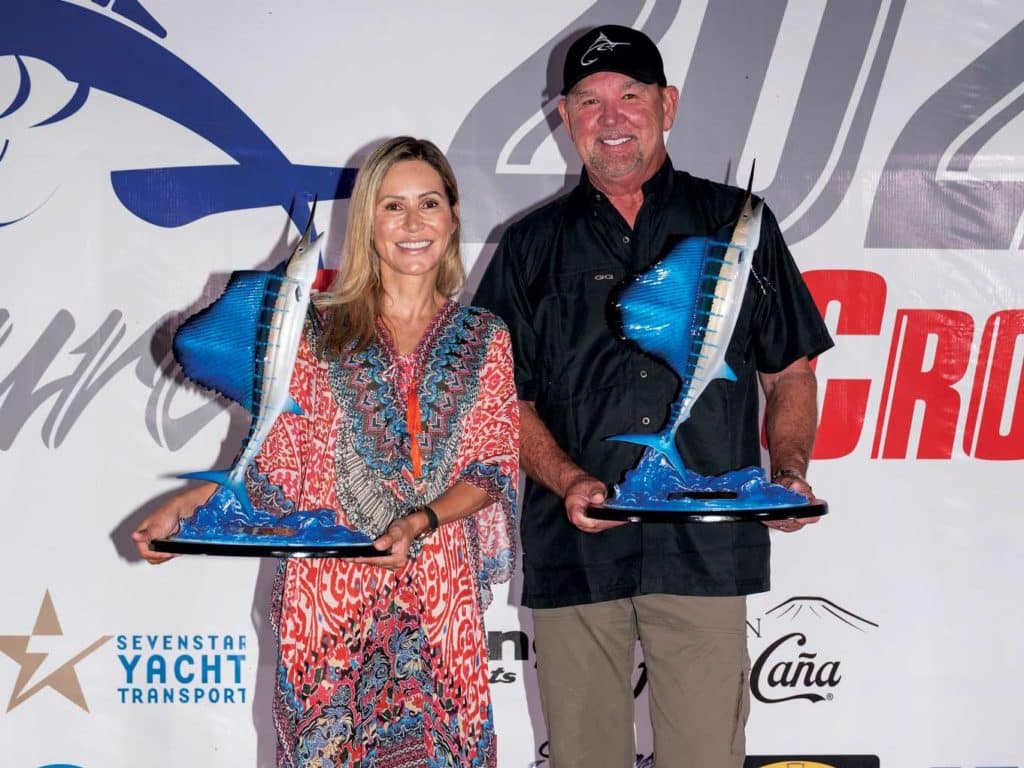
[{"x1": 416, "y1": 504, "x2": 439, "y2": 540}]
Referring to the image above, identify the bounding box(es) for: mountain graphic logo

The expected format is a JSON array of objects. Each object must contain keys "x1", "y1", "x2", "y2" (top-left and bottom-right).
[{"x1": 764, "y1": 596, "x2": 879, "y2": 632}]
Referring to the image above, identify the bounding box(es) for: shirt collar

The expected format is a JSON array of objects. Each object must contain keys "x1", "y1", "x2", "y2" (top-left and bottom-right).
[{"x1": 577, "y1": 156, "x2": 675, "y2": 208}]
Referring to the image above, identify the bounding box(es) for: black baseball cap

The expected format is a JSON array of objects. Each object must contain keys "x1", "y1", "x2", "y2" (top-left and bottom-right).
[{"x1": 561, "y1": 25, "x2": 667, "y2": 96}]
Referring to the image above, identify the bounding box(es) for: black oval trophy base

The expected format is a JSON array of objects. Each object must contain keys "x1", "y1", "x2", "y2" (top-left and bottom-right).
[
  {"x1": 589, "y1": 498, "x2": 828, "y2": 524},
  {"x1": 151, "y1": 537, "x2": 388, "y2": 558}
]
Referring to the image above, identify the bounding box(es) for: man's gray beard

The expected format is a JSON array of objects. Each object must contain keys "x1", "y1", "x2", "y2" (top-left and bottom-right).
[{"x1": 586, "y1": 145, "x2": 645, "y2": 182}]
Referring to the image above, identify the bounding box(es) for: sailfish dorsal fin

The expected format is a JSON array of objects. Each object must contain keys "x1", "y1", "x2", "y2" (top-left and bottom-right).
[{"x1": 172, "y1": 266, "x2": 287, "y2": 414}]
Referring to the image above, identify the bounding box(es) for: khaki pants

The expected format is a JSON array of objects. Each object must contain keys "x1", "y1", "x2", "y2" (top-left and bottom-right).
[{"x1": 532, "y1": 594, "x2": 750, "y2": 768}]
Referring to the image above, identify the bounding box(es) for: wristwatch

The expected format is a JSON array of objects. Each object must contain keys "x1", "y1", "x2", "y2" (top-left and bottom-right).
[
  {"x1": 771, "y1": 468, "x2": 807, "y2": 484},
  {"x1": 414, "y1": 504, "x2": 439, "y2": 541}
]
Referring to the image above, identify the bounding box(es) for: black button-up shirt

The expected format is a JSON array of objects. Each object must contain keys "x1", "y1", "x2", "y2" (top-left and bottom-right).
[{"x1": 473, "y1": 159, "x2": 833, "y2": 608}]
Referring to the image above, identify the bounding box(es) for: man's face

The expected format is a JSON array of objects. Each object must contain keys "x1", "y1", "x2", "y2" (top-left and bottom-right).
[{"x1": 558, "y1": 71, "x2": 679, "y2": 191}]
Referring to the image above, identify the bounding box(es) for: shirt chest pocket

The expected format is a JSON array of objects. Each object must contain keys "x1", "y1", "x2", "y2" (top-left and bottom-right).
[{"x1": 540, "y1": 267, "x2": 629, "y2": 404}]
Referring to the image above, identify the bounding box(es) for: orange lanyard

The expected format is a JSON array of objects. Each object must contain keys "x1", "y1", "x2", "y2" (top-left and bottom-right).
[{"x1": 407, "y1": 376, "x2": 422, "y2": 478}]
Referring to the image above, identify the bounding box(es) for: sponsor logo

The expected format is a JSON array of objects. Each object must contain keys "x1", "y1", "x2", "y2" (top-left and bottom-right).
[
  {"x1": 581, "y1": 31, "x2": 631, "y2": 66},
  {"x1": 748, "y1": 596, "x2": 877, "y2": 705},
  {"x1": 744, "y1": 758, "x2": 880, "y2": 768},
  {"x1": 0, "y1": 590, "x2": 250, "y2": 711},
  {"x1": 487, "y1": 629, "x2": 529, "y2": 684},
  {"x1": 0, "y1": 591, "x2": 112, "y2": 713},
  {"x1": 115, "y1": 632, "x2": 248, "y2": 704}
]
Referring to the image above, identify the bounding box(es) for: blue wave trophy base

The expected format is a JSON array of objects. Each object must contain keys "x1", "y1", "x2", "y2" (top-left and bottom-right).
[
  {"x1": 151, "y1": 488, "x2": 385, "y2": 558},
  {"x1": 591, "y1": 454, "x2": 827, "y2": 523}
]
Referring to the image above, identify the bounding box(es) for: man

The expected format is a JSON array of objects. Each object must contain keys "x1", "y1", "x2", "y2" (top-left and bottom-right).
[{"x1": 473, "y1": 25, "x2": 833, "y2": 768}]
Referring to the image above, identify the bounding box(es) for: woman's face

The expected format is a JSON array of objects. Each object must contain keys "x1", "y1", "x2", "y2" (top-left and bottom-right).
[{"x1": 373, "y1": 159, "x2": 455, "y2": 285}]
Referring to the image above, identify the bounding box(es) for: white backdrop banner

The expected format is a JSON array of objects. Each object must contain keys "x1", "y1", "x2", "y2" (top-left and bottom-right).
[{"x1": 1, "y1": 1, "x2": 1022, "y2": 767}]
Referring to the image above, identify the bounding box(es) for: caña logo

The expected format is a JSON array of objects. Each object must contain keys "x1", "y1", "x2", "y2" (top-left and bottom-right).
[
  {"x1": 751, "y1": 632, "x2": 841, "y2": 703},
  {"x1": 0, "y1": 591, "x2": 111, "y2": 713},
  {"x1": 748, "y1": 596, "x2": 877, "y2": 705}
]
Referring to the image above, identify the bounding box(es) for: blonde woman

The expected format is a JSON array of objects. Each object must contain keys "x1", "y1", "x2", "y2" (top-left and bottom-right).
[{"x1": 135, "y1": 137, "x2": 519, "y2": 766}]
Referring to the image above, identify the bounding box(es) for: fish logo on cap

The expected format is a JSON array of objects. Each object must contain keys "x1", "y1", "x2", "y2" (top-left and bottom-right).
[{"x1": 581, "y1": 31, "x2": 631, "y2": 66}]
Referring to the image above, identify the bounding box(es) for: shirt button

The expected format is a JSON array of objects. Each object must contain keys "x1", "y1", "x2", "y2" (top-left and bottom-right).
[
  {"x1": 622, "y1": 235, "x2": 631, "y2": 244},
  {"x1": 639, "y1": 369, "x2": 648, "y2": 378},
  {"x1": 641, "y1": 416, "x2": 651, "y2": 425}
]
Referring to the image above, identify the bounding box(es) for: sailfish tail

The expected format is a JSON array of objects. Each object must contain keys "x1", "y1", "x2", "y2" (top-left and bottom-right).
[
  {"x1": 178, "y1": 469, "x2": 256, "y2": 520},
  {"x1": 605, "y1": 429, "x2": 687, "y2": 478}
]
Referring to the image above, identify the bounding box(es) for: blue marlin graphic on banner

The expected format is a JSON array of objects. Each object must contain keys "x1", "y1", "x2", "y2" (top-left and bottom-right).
[
  {"x1": 0, "y1": 0, "x2": 357, "y2": 233},
  {"x1": 603, "y1": 191, "x2": 817, "y2": 516}
]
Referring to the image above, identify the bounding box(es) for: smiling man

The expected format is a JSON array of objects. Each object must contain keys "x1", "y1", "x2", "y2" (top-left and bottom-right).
[{"x1": 474, "y1": 25, "x2": 833, "y2": 768}]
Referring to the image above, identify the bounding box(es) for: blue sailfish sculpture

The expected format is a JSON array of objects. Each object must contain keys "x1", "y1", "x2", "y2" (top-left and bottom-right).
[
  {"x1": 609, "y1": 194, "x2": 763, "y2": 478},
  {"x1": 605, "y1": 193, "x2": 810, "y2": 513},
  {"x1": 162, "y1": 202, "x2": 375, "y2": 552},
  {"x1": 171, "y1": 202, "x2": 323, "y2": 519}
]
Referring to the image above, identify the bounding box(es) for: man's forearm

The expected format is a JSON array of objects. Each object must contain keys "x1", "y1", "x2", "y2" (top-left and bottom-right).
[
  {"x1": 760, "y1": 359, "x2": 819, "y2": 477},
  {"x1": 519, "y1": 401, "x2": 590, "y2": 497}
]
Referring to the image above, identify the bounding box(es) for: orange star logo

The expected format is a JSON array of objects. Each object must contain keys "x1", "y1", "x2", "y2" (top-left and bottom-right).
[{"x1": 0, "y1": 590, "x2": 112, "y2": 712}]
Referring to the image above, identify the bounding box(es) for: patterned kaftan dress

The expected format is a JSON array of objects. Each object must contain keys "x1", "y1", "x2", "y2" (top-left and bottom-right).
[{"x1": 247, "y1": 301, "x2": 518, "y2": 767}]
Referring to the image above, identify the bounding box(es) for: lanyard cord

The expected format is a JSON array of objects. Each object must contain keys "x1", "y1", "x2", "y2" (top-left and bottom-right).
[{"x1": 407, "y1": 375, "x2": 422, "y2": 479}]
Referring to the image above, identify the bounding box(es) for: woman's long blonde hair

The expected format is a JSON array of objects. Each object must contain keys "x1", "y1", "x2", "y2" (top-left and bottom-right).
[{"x1": 318, "y1": 136, "x2": 465, "y2": 354}]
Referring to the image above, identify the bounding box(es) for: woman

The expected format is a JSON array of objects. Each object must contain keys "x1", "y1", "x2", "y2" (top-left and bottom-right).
[{"x1": 133, "y1": 137, "x2": 519, "y2": 767}]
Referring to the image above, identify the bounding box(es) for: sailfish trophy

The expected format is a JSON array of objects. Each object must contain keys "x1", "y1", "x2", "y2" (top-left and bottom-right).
[
  {"x1": 595, "y1": 187, "x2": 827, "y2": 523},
  {"x1": 152, "y1": 199, "x2": 380, "y2": 556}
]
